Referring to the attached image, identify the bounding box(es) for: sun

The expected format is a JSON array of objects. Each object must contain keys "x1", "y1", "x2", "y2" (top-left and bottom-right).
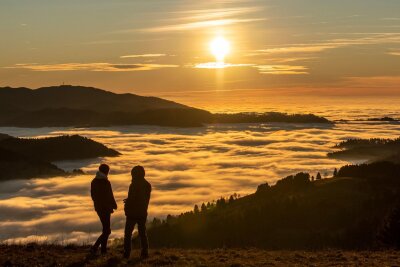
[{"x1": 210, "y1": 36, "x2": 231, "y2": 62}]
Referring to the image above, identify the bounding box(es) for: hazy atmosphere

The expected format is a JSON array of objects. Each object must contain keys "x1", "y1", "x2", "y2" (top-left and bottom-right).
[{"x1": 1, "y1": 1, "x2": 400, "y2": 266}]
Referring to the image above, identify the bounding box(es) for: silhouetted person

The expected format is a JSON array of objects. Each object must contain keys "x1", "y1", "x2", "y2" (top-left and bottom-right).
[
  {"x1": 123, "y1": 165, "x2": 152, "y2": 259},
  {"x1": 90, "y1": 164, "x2": 117, "y2": 255}
]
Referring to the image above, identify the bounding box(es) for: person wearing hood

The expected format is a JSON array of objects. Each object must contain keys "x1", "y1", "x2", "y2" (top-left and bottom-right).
[
  {"x1": 90, "y1": 163, "x2": 117, "y2": 255},
  {"x1": 123, "y1": 165, "x2": 152, "y2": 259}
]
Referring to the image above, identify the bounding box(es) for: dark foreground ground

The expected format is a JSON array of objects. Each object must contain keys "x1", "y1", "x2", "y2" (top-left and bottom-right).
[{"x1": 1, "y1": 244, "x2": 400, "y2": 267}]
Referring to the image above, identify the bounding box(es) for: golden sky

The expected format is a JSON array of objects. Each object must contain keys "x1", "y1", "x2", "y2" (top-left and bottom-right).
[{"x1": 1, "y1": 0, "x2": 400, "y2": 97}]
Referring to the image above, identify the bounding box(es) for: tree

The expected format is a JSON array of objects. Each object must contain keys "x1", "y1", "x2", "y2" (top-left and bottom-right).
[
  {"x1": 311, "y1": 176, "x2": 315, "y2": 181},
  {"x1": 152, "y1": 218, "x2": 162, "y2": 227},
  {"x1": 216, "y1": 198, "x2": 226, "y2": 208},
  {"x1": 333, "y1": 168, "x2": 338, "y2": 177},
  {"x1": 201, "y1": 203, "x2": 207, "y2": 212},
  {"x1": 316, "y1": 172, "x2": 322, "y2": 180},
  {"x1": 194, "y1": 204, "x2": 200, "y2": 214}
]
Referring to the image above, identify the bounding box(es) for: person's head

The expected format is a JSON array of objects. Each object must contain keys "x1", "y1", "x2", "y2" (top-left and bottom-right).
[
  {"x1": 131, "y1": 165, "x2": 145, "y2": 180},
  {"x1": 99, "y1": 164, "x2": 110, "y2": 175}
]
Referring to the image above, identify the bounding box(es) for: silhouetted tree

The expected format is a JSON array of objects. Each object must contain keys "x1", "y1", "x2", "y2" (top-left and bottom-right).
[
  {"x1": 316, "y1": 172, "x2": 322, "y2": 180},
  {"x1": 333, "y1": 168, "x2": 338, "y2": 177},
  {"x1": 194, "y1": 205, "x2": 200, "y2": 214},
  {"x1": 201, "y1": 203, "x2": 207, "y2": 212},
  {"x1": 256, "y1": 183, "x2": 270, "y2": 194},
  {"x1": 216, "y1": 198, "x2": 226, "y2": 208}
]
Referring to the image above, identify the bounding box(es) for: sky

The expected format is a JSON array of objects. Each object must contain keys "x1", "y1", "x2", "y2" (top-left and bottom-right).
[{"x1": 1, "y1": 0, "x2": 400, "y2": 100}]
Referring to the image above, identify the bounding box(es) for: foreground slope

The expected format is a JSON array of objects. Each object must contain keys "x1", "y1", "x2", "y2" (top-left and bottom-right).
[{"x1": 1, "y1": 245, "x2": 399, "y2": 267}]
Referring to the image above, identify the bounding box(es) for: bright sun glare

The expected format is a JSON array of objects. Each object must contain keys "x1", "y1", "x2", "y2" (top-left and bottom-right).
[{"x1": 210, "y1": 36, "x2": 231, "y2": 62}]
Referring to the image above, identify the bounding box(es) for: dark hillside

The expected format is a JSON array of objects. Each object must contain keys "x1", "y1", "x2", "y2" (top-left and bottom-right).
[
  {"x1": 0, "y1": 134, "x2": 119, "y2": 180},
  {"x1": 328, "y1": 137, "x2": 400, "y2": 163},
  {"x1": 148, "y1": 164, "x2": 400, "y2": 249},
  {"x1": 0, "y1": 147, "x2": 65, "y2": 181},
  {"x1": 0, "y1": 135, "x2": 120, "y2": 162}
]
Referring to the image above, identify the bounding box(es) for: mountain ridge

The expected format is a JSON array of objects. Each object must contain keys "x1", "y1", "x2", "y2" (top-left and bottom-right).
[{"x1": 0, "y1": 85, "x2": 332, "y2": 127}]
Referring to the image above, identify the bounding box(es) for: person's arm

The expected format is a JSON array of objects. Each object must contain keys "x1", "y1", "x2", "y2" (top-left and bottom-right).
[
  {"x1": 90, "y1": 181, "x2": 95, "y2": 202},
  {"x1": 146, "y1": 184, "x2": 152, "y2": 206},
  {"x1": 108, "y1": 181, "x2": 117, "y2": 210},
  {"x1": 124, "y1": 184, "x2": 134, "y2": 211}
]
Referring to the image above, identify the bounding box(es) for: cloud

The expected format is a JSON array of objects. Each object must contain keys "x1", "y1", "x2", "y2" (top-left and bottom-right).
[
  {"x1": 1, "y1": 121, "x2": 396, "y2": 243},
  {"x1": 226, "y1": 139, "x2": 276, "y2": 146},
  {"x1": 250, "y1": 33, "x2": 400, "y2": 57},
  {"x1": 255, "y1": 65, "x2": 309, "y2": 75},
  {"x1": 381, "y1": 18, "x2": 400, "y2": 21},
  {"x1": 193, "y1": 62, "x2": 253, "y2": 69},
  {"x1": 173, "y1": 6, "x2": 263, "y2": 21},
  {"x1": 120, "y1": 6, "x2": 265, "y2": 33},
  {"x1": 142, "y1": 18, "x2": 265, "y2": 33},
  {"x1": 253, "y1": 45, "x2": 337, "y2": 55},
  {"x1": 387, "y1": 50, "x2": 400, "y2": 56},
  {"x1": 7, "y1": 63, "x2": 179, "y2": 72},
  {"x1": 120, "y1": 54, "x2": 167, "y2": 59}
]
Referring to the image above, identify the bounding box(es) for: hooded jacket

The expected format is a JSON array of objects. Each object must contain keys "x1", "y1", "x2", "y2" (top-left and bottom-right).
[
  {"x1": 124, "y1": 177, "x2": 151, "y2": 219},
  {"x1": 91, "y1": 171, "x2": 117, "y2": 214}
]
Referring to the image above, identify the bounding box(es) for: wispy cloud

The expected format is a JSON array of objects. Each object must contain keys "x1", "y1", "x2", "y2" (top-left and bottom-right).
[
  {"x1": 381, "y1": 17, "x2": 400, "y2": 21},
  {"x1": 7, "y1": 63, "x2": 179, "y2": 72},
  {"x1": 142, "y1": 18, "x2": 265, "y2": 33},
  {"x1": 252, "y1": 44, "x2": 337, "y2": 55},
  {"x1": 175, "y1": 7, "x2": 261, "y2": 20},
  {"x1": 251, "y1": 33, "x2": 400, "y2": 57},
  {"x1": 193, "y1": 62, "x2": 253, "y2": 69},
  {"x1": 116, "y1": 5, "x2": 265, "y2": 33},
  {"x1": 387, "y1": 49, "x2": 400, "y2": 56},
  {"x1": 120, "y1": 54, "x2": 167, "y2": 59},
  {"x1": 255, "y1": 65, "x2": 309, "y2": 75}
]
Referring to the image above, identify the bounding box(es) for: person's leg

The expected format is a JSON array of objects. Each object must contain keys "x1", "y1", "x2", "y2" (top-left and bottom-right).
[
  {"x1": 123, "y1": 218, "x2": 136, "y2": 258},
  {"x1": 92, "y1": 212, "x2": 106, "y2": 251},
  {"x1": 138, "y1": 219, "x2": 149, "y2": 258},
  {"x1": 100, "y1": 213, "x2": 111, "y2": 254}
]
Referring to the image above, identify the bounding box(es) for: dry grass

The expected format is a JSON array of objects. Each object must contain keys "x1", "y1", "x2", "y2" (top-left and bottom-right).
[{"x1": 1, "y1": 244, "x2": 399, "y2": 266}]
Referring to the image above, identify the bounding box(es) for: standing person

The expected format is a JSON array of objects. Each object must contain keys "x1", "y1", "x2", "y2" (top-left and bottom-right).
[
  {"x1": 123, "y1": 165, "x2": 152, "y2": 259},
  {"x1": 90, "y1": 163, "x2": 117, "y2": 255}
]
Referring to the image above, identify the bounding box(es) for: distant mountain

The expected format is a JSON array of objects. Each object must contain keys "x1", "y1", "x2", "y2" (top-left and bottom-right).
[
  {"x1": 0, "y1": 86, "x2": 332, "y2": 127},
  {"x1": 0, "y1": 85, "x2": 189, "y2": 113},
  {"x1": 0, "y1": 85, "x2": 210, "y2": 127},
  {"x1": 0, "y1": 134, "x2": 120, "y2": 180}
]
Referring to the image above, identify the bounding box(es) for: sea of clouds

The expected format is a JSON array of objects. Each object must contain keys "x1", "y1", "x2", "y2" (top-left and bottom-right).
[{"x1": 0, "y1": 120, "x2": 400, "y2": 243}]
